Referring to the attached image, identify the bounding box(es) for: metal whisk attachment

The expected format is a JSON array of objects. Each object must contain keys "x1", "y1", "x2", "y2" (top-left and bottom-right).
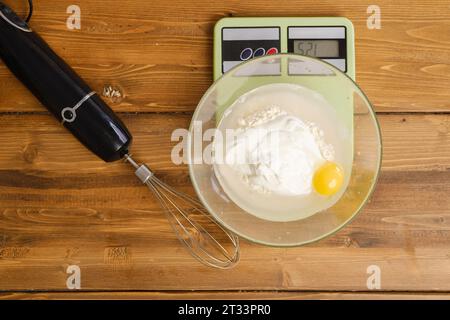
[{"x1": 124, "y1": 154, "x2": 240, "y2": 269}]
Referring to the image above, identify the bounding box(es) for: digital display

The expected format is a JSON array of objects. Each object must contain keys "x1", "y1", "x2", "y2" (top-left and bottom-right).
[{"x1": 293, "y1": 40, "x2": 339, "y2": 57}]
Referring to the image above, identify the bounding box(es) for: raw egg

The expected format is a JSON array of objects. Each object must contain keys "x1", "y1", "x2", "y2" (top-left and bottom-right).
[{"x1": 313, "y1": 162, "x2": 344, "y2": 196}]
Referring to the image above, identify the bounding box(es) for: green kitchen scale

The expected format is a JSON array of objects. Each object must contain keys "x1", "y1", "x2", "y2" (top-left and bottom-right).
[
  {"x1": 209, "y1": 17, "x2": 356, "y2": 196},
  {"x1": 213, "y1": 17, "x2": 355, "y2": 80},
  {"x1": 188, "y1": 17, "x2": 382, "y2": 247}
]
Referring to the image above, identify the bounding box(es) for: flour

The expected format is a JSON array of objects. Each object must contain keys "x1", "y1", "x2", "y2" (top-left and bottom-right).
[{"x1": 225, "y1": 106, "x2": 334, "y2": 196}]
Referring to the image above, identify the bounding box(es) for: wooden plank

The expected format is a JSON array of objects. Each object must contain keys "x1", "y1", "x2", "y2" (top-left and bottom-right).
[
  {"x1": 0, "y1": 113, "x2": 449, "y2": 291},
  {"x1": 1, "y1": 291, "x2": 450, "y2": 300},
  {"x1": 0, "y1": 0, "x2": 449, "y2": 113},
  {"x1": 1, "y1": 246, "x2": 449, "y2": 291},
  {"x1": 0, "y1": 113, "x2": 448, "y2": 173}
]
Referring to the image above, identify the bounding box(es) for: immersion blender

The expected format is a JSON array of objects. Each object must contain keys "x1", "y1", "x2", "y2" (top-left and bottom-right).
[{"x1": 0, "y1": 2, "x2": 239, "y2": 269}]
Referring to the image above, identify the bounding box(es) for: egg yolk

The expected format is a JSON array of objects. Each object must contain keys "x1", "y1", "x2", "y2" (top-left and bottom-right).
[{"x1": 313, "y1": 162, "x2": 344, "y2": 196}]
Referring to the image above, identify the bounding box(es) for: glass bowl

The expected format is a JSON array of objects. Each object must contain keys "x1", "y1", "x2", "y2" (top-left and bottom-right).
[{"x1": 187, "y1": 54, "x2": 382, "y2": 246}]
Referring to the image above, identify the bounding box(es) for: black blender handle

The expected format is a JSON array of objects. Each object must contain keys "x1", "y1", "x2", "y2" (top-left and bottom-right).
[{"x1": 0, "y1": 2, "x2": 132, "y2": 162}]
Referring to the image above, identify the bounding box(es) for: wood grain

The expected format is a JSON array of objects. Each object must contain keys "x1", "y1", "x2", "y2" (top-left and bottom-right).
[
  {"x1": 0, "y1": 113, "x2": 449, "y2": 291},
  {"x1": 0, "y1": 0, "x2": 449, "y2": 113},
  {"x1": 0, "y1": 113, "x2": 448, "y2": 173},
  {"x1": 1, "y1": 291, "x2": 450, "y2": 300}
]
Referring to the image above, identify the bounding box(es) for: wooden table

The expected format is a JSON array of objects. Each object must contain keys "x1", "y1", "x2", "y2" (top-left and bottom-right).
[{"x1": 0, "y1": 0, "x2": 449, "y2": 300}]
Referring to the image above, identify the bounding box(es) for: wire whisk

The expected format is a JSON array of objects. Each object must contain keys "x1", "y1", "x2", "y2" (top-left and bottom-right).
[{"x1": 124, "y1": 154, "x2": 240, "y2": 269}]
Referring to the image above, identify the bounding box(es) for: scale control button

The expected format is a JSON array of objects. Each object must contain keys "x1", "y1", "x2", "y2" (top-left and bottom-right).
[
  {"x1": 253, "y1": 47, "x2": 266, "y2": 57},
  {"x1": 240, "y1": 48, "x2": 253, "y2": 61},
  {"x1": 266, "y1": 47, "x2": 278, "y2": 55}
]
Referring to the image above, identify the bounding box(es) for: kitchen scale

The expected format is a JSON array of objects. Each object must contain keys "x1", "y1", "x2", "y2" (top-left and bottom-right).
[
  {"x1": 189, "y1": 17, "x2": 382, "y2": 246},
  {"x1": 213, "y1": 17, "x2": 355, "y2": 80},
  {"x1": 208, "y1": 17, "x2": 357, "y2": 221}
]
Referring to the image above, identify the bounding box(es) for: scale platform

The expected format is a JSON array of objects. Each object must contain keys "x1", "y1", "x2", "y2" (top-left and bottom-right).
[{"x1": 212, "y1": 17, "x2": 356, "y2": 180}]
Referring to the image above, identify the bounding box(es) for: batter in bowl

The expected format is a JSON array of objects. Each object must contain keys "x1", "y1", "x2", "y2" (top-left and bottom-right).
[{"x1": 212, "y1": 83, "x2": 352, "y2": 222}]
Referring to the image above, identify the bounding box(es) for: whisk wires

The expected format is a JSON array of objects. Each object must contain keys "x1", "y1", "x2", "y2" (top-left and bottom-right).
[{"x1": 124, "y1": 154, "x2": 240, "y2": 269}]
